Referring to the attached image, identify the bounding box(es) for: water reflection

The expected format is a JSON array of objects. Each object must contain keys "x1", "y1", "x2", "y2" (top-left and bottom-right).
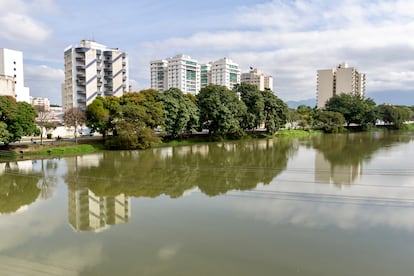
[
  {"x1": 64, "y1": 138, "x2": 296, "y2": 199},
  {"x1": 0, "y1": 160, "x2": 41, "y2": 214},
  {"x1": 68, "y1": 187, "x2": 130, "y2": 232},
  {"x1": 311, "y1": 131, "x2": 412, "y2": 186}
]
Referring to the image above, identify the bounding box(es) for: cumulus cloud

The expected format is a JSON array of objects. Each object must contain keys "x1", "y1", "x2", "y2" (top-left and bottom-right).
[
  {"x1": 25, "y1": 64, "x2": 64, "y2": 104},
  {"x1": 134, "y1": 0, "x2": 414, "y2": 102},
  {"x1": 0, "y1": 0, "x2": 54, "y2": 43}
]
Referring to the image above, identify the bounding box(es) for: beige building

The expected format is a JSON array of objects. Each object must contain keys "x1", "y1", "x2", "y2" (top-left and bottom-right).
[
  {"x1": 317, "y1": 63, "x2": 366, "y2": 108},
  {"x1": 241, "y1": 68, "x2": 273, "y2": 91},
  {"x1": 0, "y1": 74, "x2": 15, "y2": 97},
  {"x1": 62, "y1": 40, "x2": 129, "y2": 111},
  {"x1": 31, "y1": 97, "x2": 51, "y2": 111}
]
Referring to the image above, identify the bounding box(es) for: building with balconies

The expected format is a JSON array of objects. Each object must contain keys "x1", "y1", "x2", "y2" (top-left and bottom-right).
[{"x1": 62, "y1": 40, "x2": 129, "y2": 111}]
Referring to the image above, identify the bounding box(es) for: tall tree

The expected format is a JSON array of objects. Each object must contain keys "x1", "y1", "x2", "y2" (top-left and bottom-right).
[
  {"x1": 197, "y1": 84, "x2": 247, "y2": 138},
  {"x1": 378, "y1": 104, "x2": 412, "y2": 129},
  {"x1": 35, "y1": 106, "x2": 57, "y2": 145},
  {"x1": 234, "y1": 83, "x2": 265, "y2": 130},
  {"x1": 63, "y1": 107, "x2": 86, "y2": 143},
  {"x1": 86, "y1": 96, "x2": 118, "y2": 138},
  {"x1": 0, "y1": 96, "x2": 37, "y2": 144},
  {"x1": 106, "y1": 90, "x2": 164, "y2": 149},
  {"x1": 325, "y1": 93, "x2": 377, "y2": 128},
  {"x1": 261, "y1": 90, "x2": 288, "y2": 134},
  {"x1": 158, "y1": 88, "x2": 199, "y2": 138}
]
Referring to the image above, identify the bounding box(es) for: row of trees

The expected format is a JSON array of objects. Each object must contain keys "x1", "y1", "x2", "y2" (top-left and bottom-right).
[
  {"x1": 288, "y1": 93, "x2": 414, "y2": 133},
  {"x1": 85, "y1": 84, "x2": 288, "y2": 149}
]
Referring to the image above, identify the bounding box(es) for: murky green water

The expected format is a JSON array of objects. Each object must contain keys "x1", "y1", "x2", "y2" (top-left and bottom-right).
[{"x1": 1, "y1": 131, "x2": 414, "y2": 275}]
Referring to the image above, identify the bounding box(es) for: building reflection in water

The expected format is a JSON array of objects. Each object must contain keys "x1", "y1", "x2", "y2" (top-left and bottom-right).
[
  {"x1": 68, "y1": 187, "x2": 131, "y2": 232},
  {"x1": 315, "y1": 151, "x2": 362, "y2": 186}
]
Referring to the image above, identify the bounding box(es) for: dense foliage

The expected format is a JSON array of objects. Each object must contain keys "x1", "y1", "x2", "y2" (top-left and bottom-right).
[{"x1": 0, "y1": 96, "x2": 37, "y2": 144}]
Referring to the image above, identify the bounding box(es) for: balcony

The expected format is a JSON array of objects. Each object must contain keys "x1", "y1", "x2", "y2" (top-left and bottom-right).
[
  {"x1": 75, "y1": 47, "x2": 89, "y2": 53},
  {"x1": 104, "y1": 75, "x2": 113, "y2": 80},
  {"x1": 104, "y1": 67, "x2": 112, "y2": 72},
  {"x1": 75, "y1": 57, "x2": 85, "y2": 62},
  {"x1": 77, "y1": 90, "x2": 86, "y2": 95},
  {"x1": 76, "y1": 65, "x2": 85, "y2": 70},
  {"x1": 77, "y1": 72, "x2": 85, "y2": 78},
  {"x1": 77, "y1": 98, "x2": 86, "y2": 103}
]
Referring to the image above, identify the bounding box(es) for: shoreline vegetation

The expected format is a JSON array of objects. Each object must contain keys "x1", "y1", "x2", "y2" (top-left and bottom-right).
[{"x1": 2, "y1": 126, "x2": 413, "y2": 160}]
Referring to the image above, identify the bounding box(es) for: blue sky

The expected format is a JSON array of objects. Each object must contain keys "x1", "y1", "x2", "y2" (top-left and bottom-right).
[{"x1": 1, "y1": 0, "x2": 414, "y2": 105}]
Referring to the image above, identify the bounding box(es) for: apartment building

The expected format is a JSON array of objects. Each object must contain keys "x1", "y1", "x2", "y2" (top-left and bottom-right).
[
  {"x1": 62, "y1": 40, "x2": 129, "y2": 111},
  {"x1": 210, "y1": 57, "x2": 240, "y2": 90},
  {"x1": 317, "y1": 63, "x2": 366, "y2": 108},
  {"x1": 150, "y1": 59, "x2": 168, "y2": 92},
  {"x1": 150, "y1": 55, "x2": 241, "y2": 93},
  {"x1": 0, "y1": 48, "x2": 30, "y2": 103},
  {"x1": 150, "y1": 54, "x2": 200, "y2": 95},
  {"x1": 241, "y1": 68, "x2": 273, "y2": 91},
  {"x1": 31, "y1": 97, "x2": 51, "y2": 112}
]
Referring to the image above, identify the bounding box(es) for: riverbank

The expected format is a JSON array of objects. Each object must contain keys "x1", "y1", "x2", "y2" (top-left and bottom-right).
[{"x1": 0, "y1": 129, "x2": 322, "y2": 160}]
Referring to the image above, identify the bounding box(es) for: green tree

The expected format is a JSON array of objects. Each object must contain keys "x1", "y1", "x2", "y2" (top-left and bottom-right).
[
  {"x1": 158, "y1": 88, "x2": 199, "y2": 138},
  {"x1": 315, "y1": 110, "x2": 346, "y2": 133},
  {"x1": 378, "y1": 104, "x2": 412, "y2": 129},
  {"x1": 0, "y1": 96, "x2": 37, "y2": 144},
  {"x1": 106, "y1": 90, "x2": 164, "y2": 149},
  {"x1": 63, "y1": 107, "x2": 86, "y2": 143},
  {"x1": 234, "y1": 83, "x2": 265, "y2": 129},
  {"x1": 261, "y1": 90, "x2": 288, "y2": 134},
  {"x1": 325, "y1": 93, "x2": 377, "y2": 128},
  {"x1": 86, "y1": 96, "x2": 118, "y2": 138},
  {"x1": 197, "y1": 84, "x2": 247, "y2": 138},
  {"x1": 296, "y1": 105, "x2": 317, "y2": 129}
]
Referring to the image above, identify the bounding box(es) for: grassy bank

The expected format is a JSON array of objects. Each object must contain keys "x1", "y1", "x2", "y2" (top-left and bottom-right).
[
  {"x1": 277, "y1": 129, "x2": 323, "y2": 138},
  {"x1": 0, "y1": 142, "x2": 105, "y2": 159}
]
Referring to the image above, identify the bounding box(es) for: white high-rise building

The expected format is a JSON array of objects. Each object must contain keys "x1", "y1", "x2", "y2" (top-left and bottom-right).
[
  {"x1": 62, "y1": 40, "x2": 129, "y2": 111},
  {"x1": 241, "y1": 68, "x2": 273, "y2": 91},
  {"x1": 317, "y1": 63, "x2": 366, "y2": 108},
  {"x1": 151, "y1": 54, "x2": 200, "y2": 95},
  {"x1": 200, "y1": 63, "x2": 212, "y2": 89},
  {"x1": 0, "y1": 48, "x2": 30, "y2": 103},
  {"x1": 150, "y1": 59, "x2": 168, "y2": 92},
  {"x1": 210, "y1": 57, "x2": 240, "y2": 90}
]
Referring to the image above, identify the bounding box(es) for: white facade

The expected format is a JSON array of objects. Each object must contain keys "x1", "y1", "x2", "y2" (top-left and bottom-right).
[
  {"x1": 210, "y1": 57, "x2": 240, "y2": 90},
  {"x1": 150, "y1": 59, "x2": 168, "y2": 92},
  {"x1": 0, "y1": 75, "x2": 15, "y2": 97},
  {"x1": 150, "y1": 54, "x2": 200, "y2": 95},
  {"x1": 63, "y1": 40, "x2": 129, "y2": 111},
  {"x1": 200, "y1": 63, "x2": 212, "y2": 89},
  {"x1": 0, "y1": 48, "x2": 30, "y2": 103},
  {"x1": 241, "y1": 68, "x2": 273, "y2": 91},
  {"x1": 317, "y1": 63, "x2": 366, "y2": 108}
]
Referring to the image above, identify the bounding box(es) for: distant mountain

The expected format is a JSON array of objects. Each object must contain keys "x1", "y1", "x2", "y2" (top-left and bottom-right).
[
  {"x1": 366, "y1": 90, "x2": 414, "y2": 106},
  {"x1": 285, "y1": 98, "x2": 316, "y2": 109},
  {"x1": 284, "y1": 90, "x2": 414, "y2": 109}
]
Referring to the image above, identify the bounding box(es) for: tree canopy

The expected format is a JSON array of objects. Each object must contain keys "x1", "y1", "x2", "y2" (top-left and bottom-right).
[
  {"x1": 197, "y1": 84, "x2": 247, "y2": 138},
  {"x1": 158, "y1": 88, "x2": 199, "y2": 138},
  {"x1": 0, "y1": 96, "x2": 37, "y2": 144},
  {"x1": 325, "y1": 93, "x2": 377, "y2": 128}
]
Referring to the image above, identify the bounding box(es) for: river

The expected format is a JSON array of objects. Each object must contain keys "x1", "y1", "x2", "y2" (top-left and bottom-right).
[{"x1": 0, "y1": 131, "x2": 414, "y2": 275}]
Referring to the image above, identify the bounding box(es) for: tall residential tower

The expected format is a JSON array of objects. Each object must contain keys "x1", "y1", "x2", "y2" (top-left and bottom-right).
[
  {"x1": 0, "y1": 48, "x2": 30, "y2": 103},
  {"x1": 62, "y1": 40, "x2": 129, "y2": 111},
  {"x1": 317, "y1": 63, "x2": 366, "y2": 108}
]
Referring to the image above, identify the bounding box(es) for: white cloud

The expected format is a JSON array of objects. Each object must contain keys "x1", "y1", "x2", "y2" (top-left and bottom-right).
[
  {"x1": 132, "y1": 0, "x2": 414, "y2": 101},
  {"x1": 25, "y1": 65, "x2": 64, "y2": 105},
  {"x1": 0, "y1": 0, "x2": 54, "y2": 43}
]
